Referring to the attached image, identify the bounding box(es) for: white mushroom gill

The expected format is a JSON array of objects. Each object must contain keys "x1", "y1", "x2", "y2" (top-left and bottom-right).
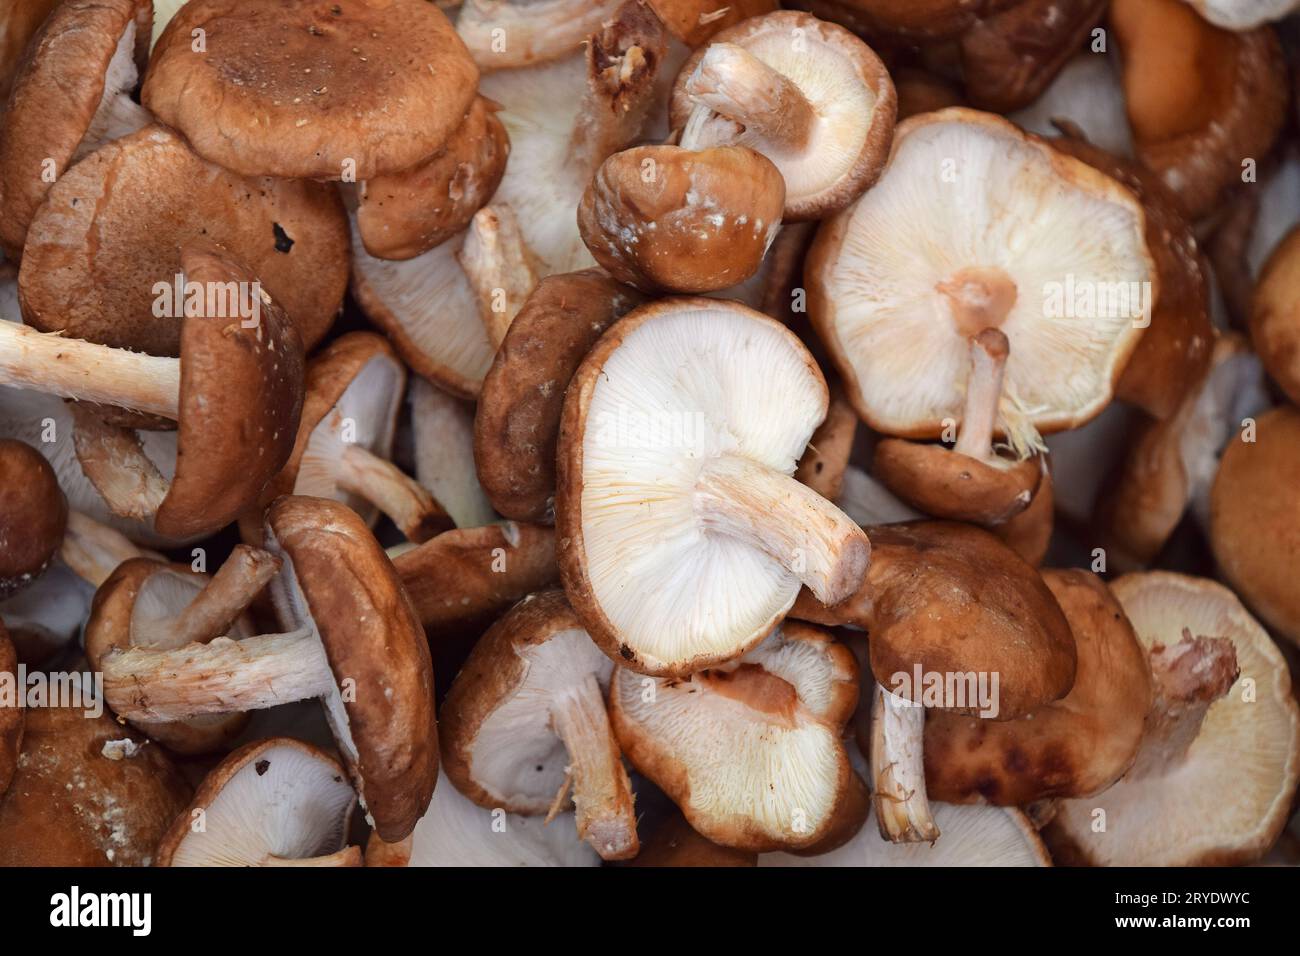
[{"x1": 76, "y1": 19, "x2": 150, "y2": 162}]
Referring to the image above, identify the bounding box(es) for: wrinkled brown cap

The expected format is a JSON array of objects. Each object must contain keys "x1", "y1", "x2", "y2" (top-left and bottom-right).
[
  {"x1": 153, "y1": 245, "x2": 305, "y2": 539},
  {"x1": 0, "y1": 439, "x2": 67, "y2": 597},
  {"x1": 19, "y1": 124, "x2": 347, "y2": 356},
  {"x1": 475, "y1": 270, "x2": 644, "y2": 522},
  {"x1": 1251, "y1": 225, "x2": 1300, "y2": 406},
  {"x1": 265, "y1": 495, "x2": 437, "y2": 841},
  {"x1": 872, "y1": 440, "x2": 1042, "y2": 526},
  {"x1": 0, "y1": 0, "x2": 61, "y2": 103},
  {"x1": 143, "y1": 0, "x2": 478, "y2": 179},
  {"x1": 0, "y1": 623, "x2": 19, "y2": 798}
]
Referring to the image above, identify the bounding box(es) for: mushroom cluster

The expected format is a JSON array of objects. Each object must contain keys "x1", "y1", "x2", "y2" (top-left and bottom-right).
[{"x1": 0, "y1": 0, "x2": 1298, "y2": 874}]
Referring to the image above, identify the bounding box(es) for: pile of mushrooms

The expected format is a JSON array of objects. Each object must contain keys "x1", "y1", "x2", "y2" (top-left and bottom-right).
[{"x1": 0, "y1": 0, "x2": 1298, "y2": 875}]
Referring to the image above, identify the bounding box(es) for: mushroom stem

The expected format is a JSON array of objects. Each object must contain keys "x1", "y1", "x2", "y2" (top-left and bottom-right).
[
  {"x1": 936, "y1": 267, "x2": 1018, "y2": 339},
  {"x1": 58, "y1": 510, "x2": 161, "y2": 587},
  {"x1": 169, "y1": 545, "x2": 281, "y2": 648},
  {"x1": 683, "y1": 43, "x2": 815, "y2": 152},
  {"x1": 262, "y1": 846, "x2": 362, "y2": 867},
  {"x1": 694, "y1": 455, "x2": 871, "y2": 607},
  {"x1": 336, "y1": 444, "x2": 452, "y2": 544},
  {"x1": 457, "y1": 205, "x2": 539, "y2": 349},
  {"x1": 0, "y1": 322, "x2": 180, "y2": 418},
  {"x1": 69, "y1": 405, "x2": 170, "y2": 520},
  {"x1": 549, "y1": 673, "x2": 639, "y2": 861},
  {"x1": 870, "y1": 683, "x2": 940, "y2": 843},
  {"x1": 952, "y1": 328, "x2": 1010, "y2": 460},
  {"x1": 101, "y1": 629, "x2": 334, "y2": 721},
  {"x1": 1128, "y1": 631, "x2": 1239, "y2": 780}
]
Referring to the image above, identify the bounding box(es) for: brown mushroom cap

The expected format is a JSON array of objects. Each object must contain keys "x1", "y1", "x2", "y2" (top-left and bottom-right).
[
  {"x1": 924, "y1": 569, "x2": 1153, "y2": 805},
  {"x1": 474, "y1": 270, "x2": 645, "y2": 522},
  {"x1": 0, "y1": 439, "x2": 67, "y2": 597},
  {"x1": 0, "y1": 699, "x2": 191, "y2": 866},
  {"x1": 143, "y1": 0, "x2": 478, "y2": 180},
  {"x1": 0, "y1": 623, "x2": 19, "y2": 797},
  {"x1": 625, "y1": 810, "x2": 758, "y2": 867},
  {"x1": 992, "y1": 464, "x2": 1054, "y2": 565},
  {"x1": 1251, "y1": 225, "x2": 1300, "y2": 405},
  {"x1": 578, "y1": 145, "x2": 785, "y2": 293},
  {"x1": 821, "y1": 0, "x2": 1019, "y2": 40},
  {"x1": 794, "y1": 382, "x2": 858, "y2": 500},
  {"x1": 1209, "y1": 405, "x2": 1300, "y2": 648},
  {"x1": 0, "y1": 0, "x2": 61, "y2": 104},
  {"x1": 872, "y1": 440, "x2": 1042, "y2": 526},
  {"x1": 18, "y1": 124, "x2": 348, "y2": 356}
]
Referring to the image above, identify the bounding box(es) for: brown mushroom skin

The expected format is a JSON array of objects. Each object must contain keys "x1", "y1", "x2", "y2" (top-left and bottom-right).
[
  {"x1": 356, "y1": 97, "x2": 510, "y2": 261},
  {"x1": 0, "y1": 439, "x2": 68, "y2": 598},
  {"x1": 992, "y1": 465, "x2": 1054, "y2": 566},
  {"x1": 624, "y1": 810, "x2": 757, "y2": 867},
  {"x1": 924, "y1": 569, "x2": 1153, "y2": 805},
  {"x1": 646, "y1": 0, "x2": 779, "y2": 46},
  {"x1": 811, "y1": 0, "x2": 1020, "y2": 41},
  {"x1": 871, "y1": 440, "x2": 1041, "y2": 526},
  {"x1": 0, "y1": 623, "x2": 20, "y2": 798},
  {"x1": 795, "y1": 384, "x2": 858, "y2": 500},
  {"x1": 0, "y1": 0, "x2": 62, "y2": 105},
  {"x1": 578, "y1": 145, "x2": 785, "y2": 294},
  {"x1": 1251, "y1": 226, "x2": 1300, "y2": 406}
]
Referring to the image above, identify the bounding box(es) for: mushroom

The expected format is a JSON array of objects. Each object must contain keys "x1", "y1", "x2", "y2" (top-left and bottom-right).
[
  {"x1": 555, "y1": 298, "x2": 871, "y2": 676},
  {"x1": 668, "y1": 10, "x2": 897, "y2": 221},
  {"x1": 142, "y1": 0, "x2": 478, "y2": 181},
  {"x1": 1209, "y1": 405, "x2": 1300, "y2": 649},
  {"x1": 98, "y1": 496, "x2": 437, "y2": 841},
  {"x1": 440, "y1": 591, "x2": 639, "y2": 861},
  {"x1": 0, "y1": 244, "x2": 304, "y2": 539},
  {"x1": 1109, "y1": 0, "x2": 1287, "y2": 220},
  {"x1": 0, "y1": 0, "x2": 60, "y2": 103},
  {"x1": 456, "y1": 0, "x2": 624, "y2": 70},
  {"x1": 610, "y1": 621, "x2": 868, "y2": 852},
  {"x1": 808, "y1": 108, "x2": 1155, "y2": 454},
  {"x1": 409, "y1": 377, "x2": 496, "y2": 529},
  {"x1": 794, "y1": 383, "x2": 858, "y2": 500},
  {"x1": 0, "y1": 0, "x2": 151, "y2": 258},
  {"x1": 893, "y1": 67, "x2": 966, "y2": 120},
  {"x1": 645, "y1": 0, "x2": 779, "y2": 46},
  {"x1": 156, "y1": 739, "x2": 361, "y2": 867},
  {"x1": 0, "y1": 439, "x2": 68, "y2": 598},
  {"x1": 1250, "y1": 225, "x2": 1300, "y2": 406},
  {"x1": 924, "y1": 569, "x2": 1153, "y2": 805},
  {"x1": 1045, "y1": 572, "x2": 1300, "y2": 865},
  {"x1": 474, "y1": 270, "x2": 645, "y2": 522},
  {"x1": 625, "y1": 810, "x2": 759, "y2": 867},
  {"x1": 0, "y1": 623, "x2": 19, "y2": 797}
]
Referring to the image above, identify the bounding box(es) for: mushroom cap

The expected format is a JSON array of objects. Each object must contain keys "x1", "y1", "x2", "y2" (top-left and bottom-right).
[
  {"x1": 84, "y1": 557, "x2": 251, "y2": 754},
  {"x1": 992, "y1": 463, "x2": 1054, "y2": 565},
  {"x1": 794, "y1": 382, "x2": 858, "y2": 500},
  {"x1": 578, "y1": 145, "x2": 786, "y2": 293},
  {"x1": 1045, "y1": 572, "x2": 1300, "y2": 865},
  {"x1": 610, "y1": 622, "x2": 866, "y2": 852},
  {"x1": 0, "y1": 623, "x2": 19, "y2": 797},
  {"x1": 647, "y1": 0, "x2": 779, "y2": 46},
  {"x1": 18, "y1": 124, "x2": 348, "y2": 356},
  {"x1": 456, "y1": 0, "x2": 624, "y2": 70},
  {"x1": 822, "y1": 0, "x2": 1019, "y2": 40},
  {"x1": 626, "y1": 810, "x2": 758, "y2": 867},
  {"x1": 0, "y1": 0, "x2": 151, "y2": 258},
  {"x1": 1250, "y1": 225, "x2": 1300, "y2": 406},
  {"x1": 156, "y1": 738, "x2": 356, "y2": 866},
  {"x1": 264, "y1": 495, "x2": 437, "y2": 842},
  {"x1": 807, "y1": 108, "x2": 1154, "y2": 444},
  {"x1": 355, "y1": 96, "x2": 511, "y2": 261},
  {"x1": 143, "y1": 0, "x2": 478, "y2": 180},
  {"x1": 0, "y1": 699, "x2": 191, "y2": 866},
  {"x1": 0, "y1": 438, "x2": 67, "y2": 597},
  {"x1": 669, "y1": 11, "x2": 896, "y2": 221},
  {"x1": 439, "y1": 591, "x2": 615, "y2": 815},
  {"x1": 1209, "y1": 405, "x2": 1300, "y2": 648},
  {"x1": 925, "y1": 569, "x2": 1153, "y2": 805},
  {"x1": 475, "y1": 270, "x2": 645, "y2": 522},
  {"x1": 871, "y1": 440, "x2": 1042, "y2": 526},
  {"x1": 150, "y1": 245, "x2": 305, "y2": 539},
  {"x1": 556, "y1": 298, "x2": 835, "y2": 676},
  {"x1": 0, "y1": 0, "x2": 61, "y2": 103}
]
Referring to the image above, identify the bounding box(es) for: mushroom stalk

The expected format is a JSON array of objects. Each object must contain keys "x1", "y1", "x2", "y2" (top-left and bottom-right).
[
  {"x1": 170, "y1": 545, "x2": 281, "y2": 648},
  {"x1": 336, "y1": 444, "x2": 452, "y2": 543},
  {"x1": 870, "y1": 683, "x2": 940, "y2": 843},
  {"x1": 0, "y1": 322, "x2": 180, "y2": 418},
  {"x1": 101, "y1": 629, "x2": 333, "y2": 721},
  {"x1": 457, "y1": 205, "x2": 539, "y2": 349},
  {"x1": 69, "y1": 405, "x2": 169, "y2": 520},
  {"x1": 262, "y1": 846, "x2": 362, "y2": 867},
  {"x1": 59, "y1": 510, "x2": 161, "y2": 587},
  {"x1": 682, "y1": 43, "x2": 815, "y2": 152},
  {"x1": 953, "y1": 328, "x2": 1010, "y2": 460},
  {"x1": 694, "y1": 455, "x2": 870, "y2": 606},
  {"x1": 549, "y1": 673, "x2": 639, "y2": 861}
]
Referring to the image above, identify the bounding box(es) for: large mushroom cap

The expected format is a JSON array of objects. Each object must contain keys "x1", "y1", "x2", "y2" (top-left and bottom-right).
[
  {"x1": 156, "y1": 738, "x2": 359, "y2": 867},
  {"x1": 265, "y1": 495, "x2": 437, "y2": 842},
  {"x1": 1045, "y1": 572, "x2": 1300, "y2": 866},
  {"x1": 18, "y1": 124, "x2": 348, "y2": 356},
  {"x1": 0, "y1": 438, "x2": 67, "y2": 597},
  {"x1": 1250, "y1": 225, "x2": 1300, "y2": 406},
  {"x1": 143, "y1": 0, "x2": 478, "y2": 180},
  {"x1": 808, "y1": 108, "x2": 1154, "y2": 448}
]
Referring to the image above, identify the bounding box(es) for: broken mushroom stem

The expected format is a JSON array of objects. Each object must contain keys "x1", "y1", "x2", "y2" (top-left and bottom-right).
[
  {"x1": 58, "y1": 509, "x2": 163, "y2": 587},
  {"x1": 170, "y1": 544, "x2": 281, "y2": 648},
  {"x1": 870, "y1": 682, "x2": 940, "y2": 844},
  {"x1": 952, "y1": 328, "x2": 1011, "y2": 461},
  {"x1": 335, "y1": 443, "x2": 451, "y2": 544},
  {"x1": 261, "y1": 846, "x2": 362, "y2": 867},
  {"x1": 456, "y1": 205, "x2": 540, "y2": 349},
  {"x1": 681, "y1": 42, "x2": 814, "y2": 152},
  {"x1": 69, "y1": 405, "x2": 169, "y2": 520},
  {"x1": 694, "y1": 454, "x2": 870, "y2": 607}
]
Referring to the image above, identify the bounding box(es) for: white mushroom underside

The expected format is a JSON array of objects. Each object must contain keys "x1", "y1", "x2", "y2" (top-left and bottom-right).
[
  {"x1": 409, "y1": 377, "x2": 496, "y2": 528},
  {"x1": 75, "y1": 19, "x2": 151, "y2": 163},
  {"x1": 821, "y1": 117, "x2": 1150, "y2": 434},
  {"x1": 468, "y1": 627, "x2": 613, "y2": 812},
  {"x1": 1051, "y1": 574, "x2": 1300, "y2": 865},
  {"x1": 0, "y1": 565, "x2": 93, "y2": 648},
  {"x1": 579, "y1": 307, "x2": 824, "y2": 663},
  {"x1": 169, "y1": 744, "x2": 355, "y2": 866}
]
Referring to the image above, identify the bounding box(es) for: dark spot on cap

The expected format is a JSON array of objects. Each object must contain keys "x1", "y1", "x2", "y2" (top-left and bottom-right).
[
  {"x1": 273, "y1": 223, "x2": 295, "y2": 253},
  {"x1": 974, "y1": 774, "x2": 1000, "y2": 801},
  {"x1": 255, "y1": 759, "x2": 270, "y2": 775},
  {"x1": 535, "y1": 765, "x2": 543, "y2": 772},
  {"x1": 619, "y1": 644, "x2": 634, "y2": 661},
  {"x1": 1004, "y1": 746, "x2": 1029, "y2": 774}
]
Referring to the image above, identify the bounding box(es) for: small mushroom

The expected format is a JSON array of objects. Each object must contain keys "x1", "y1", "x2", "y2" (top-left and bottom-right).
[
  {"x1": 556, "y1": 298, "x2": 870, "y2": 675},
  {"x1": 1045, "y1": 572, "x2": 1300, "y2": 865},
  {"x1": 0, "y1": 439, "x2": 67, "y2": 598},
  {"x1": 156, "y1": 738, "x2": 361, "y2": 867},
  {"x1": 668, "y1": 10, "x2": 896, "y2": 220},
  {"x1": 456, "y1": 0, "x2": 624, "y2": 70},
  {"x1": 440, "y1": 591, "x2": 638, "y2": 860},
  {"x1": 0, "y1": 623, "x2": 19, "y2": 797},
  {"x1": 1250, "y1": 224, "x2": 1300, "y2": 405}
]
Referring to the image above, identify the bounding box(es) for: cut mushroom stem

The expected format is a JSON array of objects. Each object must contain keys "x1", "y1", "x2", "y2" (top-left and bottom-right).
[
  {"x1": 549, "y1": 673, "x2": 639, "y2": 861},
  {"x1": 937, "y1": 266, "x2": 1018, "y2": 339},
  {"x1": 69, "y1": 405, "x2": 169, "y2": 520},
  {"x1": 170, "y1": 545, "x2": 282, "y2": 648},
  {"x1": 694, "y1": 455, "x2": 870, "y2": 606},
  {"x1": 683, "y1": 43, "x2": 814, "y2": 152},
  {"x1": 870, "y1": 683, "x2": 940, "y2": 844},
  {"x1": 262, "y1": 846, "x2": 362, "y2": 867},
  {"x1": 59, "y1": 510, "x2": 162, "y2": 587},
  {"x1": 457, "y1": 205, "x2": 540, "y2": 349},
  {"x1": 0, "y1": 322, "x2": 180, "y2": 418},
  {"x1": 952, "y1": 328, "x2": 1010, "y2": 460},
  {"x1": 336, "y1": 443, "x2": 452, "y2": 544}
]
